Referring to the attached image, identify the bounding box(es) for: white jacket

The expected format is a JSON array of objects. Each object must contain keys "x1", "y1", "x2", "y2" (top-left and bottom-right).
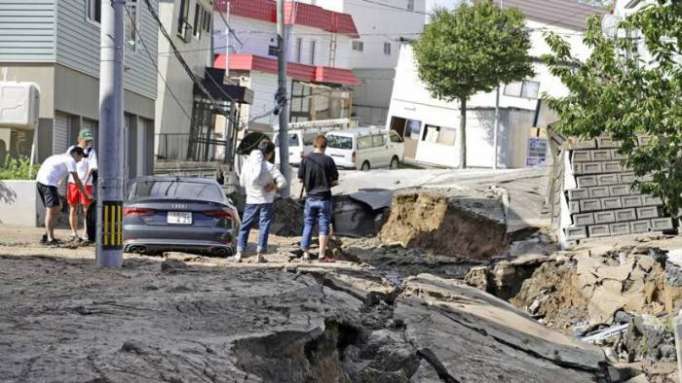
[{"x1": 240, "y1": 150, "x2": 287, "y2": 204}]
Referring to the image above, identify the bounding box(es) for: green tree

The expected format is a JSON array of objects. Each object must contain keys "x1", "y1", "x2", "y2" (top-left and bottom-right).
[
  {"x1": 413, "y1": 1, "x2": 533, "y2": 168},
  {"x1": 544, "y1": 1, "x2": 682, "y2": 215}
]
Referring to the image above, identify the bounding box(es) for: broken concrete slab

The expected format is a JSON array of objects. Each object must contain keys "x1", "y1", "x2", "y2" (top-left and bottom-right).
[
  {"x1": 399, "y1": 274, "x2": 608, "y2": 373},
  {"x1": 395, "y1": 274, "x2": 610, "y2": 382},
  {"x1": 514, "y1": 247, "x2": 682, "y2": 329}
]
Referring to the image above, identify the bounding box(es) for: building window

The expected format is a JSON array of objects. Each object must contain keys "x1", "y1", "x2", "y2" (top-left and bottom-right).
[
  {"x1": 352, "y1": 41, "x2": 364, "y2": 51},
  {"x1": 407, "y1": 0, "x2": 415, "y2": 11},
  {"x1": 504, "y1": 80, "x2": 541, "y2": 99},
  {"x1": 296, "y1": 38, "x2": 303, "y2": 63},
  {"x1": 310, "y1": 40, "x2": 316, "y2": 65},
  {"x1": 203, "y1": 9, "x2": 211, "y2": 32},
  {"x1": 290, "y1": 81, "x2": 352, "y2": 122},
  {"x1": 422, "y1": 124, "x2": 456, "y2": 146},
  {"x1": 383, "y1": 42, "x2": 392, "y2": 56},
  {"x1": 125, "y1": 0, "x2": 139, "y2": 51},
  {"x1": 177, "y1": 0, "x2": 190, "y2": 35},
  {"x1": 193, "y1": 4, "x2": 202, "y2": 38},
  {"x1": 86, "y1": 0, "x2": 101, "y2": 24}
]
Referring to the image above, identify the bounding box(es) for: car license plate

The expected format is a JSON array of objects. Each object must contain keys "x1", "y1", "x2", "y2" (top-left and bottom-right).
[{"x1": 167, "y1": 211, "x2": 192, "y2": 225}]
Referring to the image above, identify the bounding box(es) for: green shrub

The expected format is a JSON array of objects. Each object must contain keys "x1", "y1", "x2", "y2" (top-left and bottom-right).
[{"x1": 0, "y1": 156, "x2": 39, "y2": 180}]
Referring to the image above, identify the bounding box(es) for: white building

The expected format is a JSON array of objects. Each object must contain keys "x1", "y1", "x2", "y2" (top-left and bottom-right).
[
  {"x1": 386, "y1": 0, "x2": 604, "y2": 169},
  {"x1": 298, "y1": 0, "x2": 427, "y2": 125},
  {"x1": 155, "y1": 0, "x2": 252, "y2": 162},
  {"x1": 608, "y1": 0, "x2": 655, "y2": 64},
  {"x1": 155, "y1": 0, "x2": 213, "y2": 160},
  {"x1": 214, "y1": 0, "x2": 361, "y2": 132}
]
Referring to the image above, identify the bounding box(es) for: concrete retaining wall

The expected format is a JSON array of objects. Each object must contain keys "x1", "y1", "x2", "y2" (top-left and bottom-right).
[{"x1": 0, "y1": 180, "x2": 42, "y2": 227}]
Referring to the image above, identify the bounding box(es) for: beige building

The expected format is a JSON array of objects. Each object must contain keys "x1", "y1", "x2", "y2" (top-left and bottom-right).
[{"x1": 0, "y1": 0, "x2": 159, "y2": 179}]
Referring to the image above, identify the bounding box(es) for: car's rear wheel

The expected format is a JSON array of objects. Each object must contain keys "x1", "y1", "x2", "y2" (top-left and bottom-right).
[
  {"x1": 361, "y1": 161, "x2": 371, "y2": 171},
  {"x1": 389, "y1": 156, "x2": 400, "y2": 169}
]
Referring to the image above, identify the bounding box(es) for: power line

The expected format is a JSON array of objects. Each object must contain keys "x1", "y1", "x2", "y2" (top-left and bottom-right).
[
  {"x1": 352, "y1": 0, "x2": 430, "y2": 16},
  {"x1": 124, "y1": 5, "x2": 192, "y2": 121},
  {"x1": 141, "y1": 0, "x2": 237, "y2": 110}
]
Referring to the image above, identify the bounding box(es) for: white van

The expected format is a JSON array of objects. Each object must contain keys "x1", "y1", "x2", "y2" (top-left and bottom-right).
[
  {"x1": 273, "y1": 118, "x2": 356, "y2": 166},
  {"x1": 325, "y1": 128, "x2": 404, "y2": 170},
  {"x1": 274, "y1": 130, "x2": 317, "y2": 166}
]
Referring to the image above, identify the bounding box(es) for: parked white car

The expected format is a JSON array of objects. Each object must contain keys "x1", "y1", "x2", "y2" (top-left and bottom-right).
[{"x1": 325, "y1": 128, "x2": 404, "y2": 170}]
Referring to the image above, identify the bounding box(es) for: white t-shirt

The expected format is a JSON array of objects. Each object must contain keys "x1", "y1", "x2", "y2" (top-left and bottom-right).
[
  {"x1": 67, "y1": 146, "x2": 98, "y2": 185},
  {"x1": 36, "y1": 154, "x2": 78, "y2": 187}
]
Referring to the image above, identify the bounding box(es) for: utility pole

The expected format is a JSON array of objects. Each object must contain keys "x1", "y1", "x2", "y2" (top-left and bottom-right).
[
  {"x1": 493, "y1": 86, "x2": 500, "y2": 170},
  {"x1": 276, "y1": 0, "x2": 291, "y2": 197},
  {"x1": 96, "y1": 0, "x2": 125, "y2": 268},
  {"x1": 223, "y1": 1, "x2": 230, "y2": 164},
  {"x1": 493, "y1": 0, "x2": 503, "y2": 171}
]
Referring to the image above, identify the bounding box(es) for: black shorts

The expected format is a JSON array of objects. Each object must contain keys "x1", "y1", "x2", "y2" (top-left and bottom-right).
[{"x1": 37, "y1": 182, "x2": 60, "y2": 208}]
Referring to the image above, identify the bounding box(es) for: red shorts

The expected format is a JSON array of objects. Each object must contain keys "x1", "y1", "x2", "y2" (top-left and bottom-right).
[{"x1": 67, "y1": 183, "x2": 94, "y2": 207}]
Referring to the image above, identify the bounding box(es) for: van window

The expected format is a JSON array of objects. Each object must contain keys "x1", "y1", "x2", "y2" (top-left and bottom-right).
[
  {"x1": 372, "y1": 135, "x2": 385, "y2": 147},
  {"x1": 358, "y1": 136, "x2": 373, "y2": 150},
  {"x1": 389, "y1": 131, "x2": 403, "y2": 143},
  {"x1": 327, "y1": 134, "x2": 353, "y2": 150},
  {"x1": 288, "y1": 134, "x2": 299, "y2": 147},
  {"x1": 302, "y1": 133, "x2": 316, "y2": 146}
]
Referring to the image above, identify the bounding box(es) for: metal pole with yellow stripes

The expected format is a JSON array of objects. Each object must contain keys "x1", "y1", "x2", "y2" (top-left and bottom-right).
[{"x1": 96, "y1": 0, "x2": 125, "y2": 268}]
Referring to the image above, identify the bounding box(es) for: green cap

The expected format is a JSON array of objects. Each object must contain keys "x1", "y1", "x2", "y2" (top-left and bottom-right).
[{"x1": 79, "y1": 129, "x2": 94, "y2": 141}]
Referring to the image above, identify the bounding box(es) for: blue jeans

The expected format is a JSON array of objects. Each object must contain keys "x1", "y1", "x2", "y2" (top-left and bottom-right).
[
  {"x1": 301, "y1": 197, "x2": 332, "y2": 251},
  {"x1": 237, "y1": 203, "x2": 274, "y2": 253}
]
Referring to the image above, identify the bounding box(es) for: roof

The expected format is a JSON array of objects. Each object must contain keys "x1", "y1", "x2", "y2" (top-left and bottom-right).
[
  {"x1": 214, "y1": 0, "x2": 359, "y2": 38},
  {"x1": 499, "y1": 0, "x2": 606, "y2": 30},
  {"x1": 327, "y1": 127, "x2": 385, "y2": 136},
  {"x1": 214, "y1": 54, "x2": 361, "y2": 86}
]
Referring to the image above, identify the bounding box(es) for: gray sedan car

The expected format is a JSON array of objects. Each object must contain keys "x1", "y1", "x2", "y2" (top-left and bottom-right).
[{"x1": 123, "y1": 176, "x2": 239, "y2": 256}]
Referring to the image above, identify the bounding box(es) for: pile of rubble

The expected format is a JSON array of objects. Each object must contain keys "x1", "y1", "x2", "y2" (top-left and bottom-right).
[{"x1": 462, "y1": 242, "x2": 682, "y2": 382}]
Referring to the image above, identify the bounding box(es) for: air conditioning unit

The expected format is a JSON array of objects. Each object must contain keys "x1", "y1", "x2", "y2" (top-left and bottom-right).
[{"x1": 0, "y1": 82, "x2": 40, "y2": 130}]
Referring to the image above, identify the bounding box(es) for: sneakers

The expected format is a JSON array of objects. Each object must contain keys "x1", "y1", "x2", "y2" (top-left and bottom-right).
[
  {"x1": 232, "y1": 252, "x2": 242, "y2": 263},
  {"x1": 301, "y1": 253, "x2": 311, "y2": 263},
  {"x1": 46, "y1": 238, "x2": 63, "y2": 247},
  {"x1": 40, "y1": 234, "x2": 48, "y2": 244}
]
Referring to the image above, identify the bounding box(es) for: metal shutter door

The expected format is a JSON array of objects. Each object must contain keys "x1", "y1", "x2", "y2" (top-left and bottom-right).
[{"x1": 53, "y1": 113, "x2": 70, "y2": 154}]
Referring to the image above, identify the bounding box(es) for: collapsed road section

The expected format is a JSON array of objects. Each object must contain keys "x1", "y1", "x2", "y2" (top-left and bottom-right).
[{"x1": 0, "y1": 252, "x2": 621, "y2": 383}]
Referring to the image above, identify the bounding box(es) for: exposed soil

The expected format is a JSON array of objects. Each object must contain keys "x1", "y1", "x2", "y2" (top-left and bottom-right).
[{"x1": 379, "y1": 190, "x2": 508, "y2": 261}]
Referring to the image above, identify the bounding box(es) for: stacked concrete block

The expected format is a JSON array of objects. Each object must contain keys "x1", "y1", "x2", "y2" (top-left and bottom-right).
[{"x1": 563, "y1": 136, "x2": 674, "y2": 240}]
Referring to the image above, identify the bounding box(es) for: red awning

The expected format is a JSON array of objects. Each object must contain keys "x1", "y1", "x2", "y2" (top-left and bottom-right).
[
  {"x1": 215, "y1": 54, "x2": 361, "y2": 86},
  {"x1": 214, "y1": 0, "x2": 359, "y2": 38}
]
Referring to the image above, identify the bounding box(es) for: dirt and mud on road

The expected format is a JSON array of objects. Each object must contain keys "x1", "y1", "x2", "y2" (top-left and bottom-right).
[{"x1": 0, "y1": 170, "x2": 676, "y2": 383}]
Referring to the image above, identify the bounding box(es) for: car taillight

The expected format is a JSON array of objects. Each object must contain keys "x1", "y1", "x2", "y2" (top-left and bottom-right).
[
  {"x1": 203, "y1": 210, "x2": 233, "y2": 220},
  {"x1": 352, "y1": 151, "x2": 356, "y2": 162},
  {"x1": 123, "y1": 207, "x2": 154, "y2": 217}
]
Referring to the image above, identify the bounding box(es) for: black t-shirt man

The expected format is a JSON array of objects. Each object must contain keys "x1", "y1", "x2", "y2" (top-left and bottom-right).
[{"x1": 298, "y1": 151, "x2": 339, "y2": 200}]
